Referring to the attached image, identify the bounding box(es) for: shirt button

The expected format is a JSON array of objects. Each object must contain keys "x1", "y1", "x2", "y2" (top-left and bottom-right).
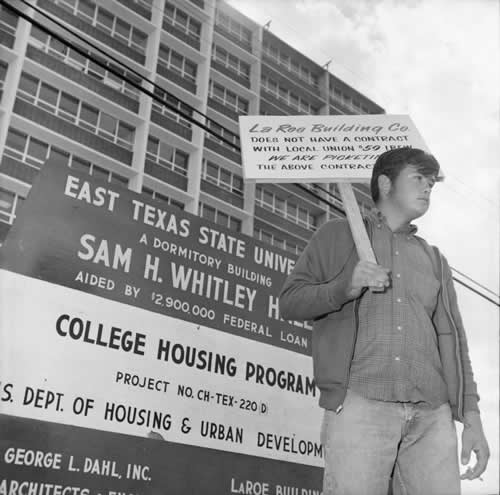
[
  {"x1": 395, "y1": 250, "x2": 399, "y2": 255},
  {"x1": 407, "y1": 236, "x2": 411, "y2": 241},
  {"x1": 396, "y1": 273, "x2": 401, "y2": 278},
  {"x1": 397, "y1": 298, "x2": 402, "y2": 303},
  {"x1": 395, "y1": 356, "x2": 400, "y2": 361},
  {"x1": 377, "y1": 224, "x2": 382, "y2": 228},
  {"x1": 397, "y1": 325, "x2": 402, "y2": 331}
]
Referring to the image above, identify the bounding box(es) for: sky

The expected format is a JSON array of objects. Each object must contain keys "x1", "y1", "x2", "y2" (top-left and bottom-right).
[{"x1": 228, "y1": 0, "x2": 500, "y2": 493}]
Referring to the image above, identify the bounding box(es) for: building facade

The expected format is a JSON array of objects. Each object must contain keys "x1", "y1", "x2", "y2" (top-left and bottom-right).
[{"x1": 0, "y1": 0, "x2": 384, "y2": 254}]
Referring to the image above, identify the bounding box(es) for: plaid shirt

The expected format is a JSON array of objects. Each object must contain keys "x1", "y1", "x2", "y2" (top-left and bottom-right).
[{"x1": 348, "y1": 211, "x2": 449, "y2": 407}]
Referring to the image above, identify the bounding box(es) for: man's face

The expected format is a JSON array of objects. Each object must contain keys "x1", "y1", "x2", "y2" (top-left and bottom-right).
[{"x1": 387, "y1": 164, "x2": 436, "y2": 220}]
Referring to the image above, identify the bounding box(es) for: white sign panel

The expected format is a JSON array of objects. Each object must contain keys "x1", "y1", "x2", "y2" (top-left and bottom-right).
[
  {"x1": 239, "y1": 114, "x2": 430, "y2": 183},
  {"x1": 0, "y1": 271, "x2": 323, "y2": 467}
]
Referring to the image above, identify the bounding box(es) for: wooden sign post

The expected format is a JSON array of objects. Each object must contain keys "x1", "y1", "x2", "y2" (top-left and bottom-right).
[
  {"x1": 337, "y1": 182, "x2": 376, "y2": 262},
  {"x1": 239, "y1": 114, "x2": 433, "y2": 261}
]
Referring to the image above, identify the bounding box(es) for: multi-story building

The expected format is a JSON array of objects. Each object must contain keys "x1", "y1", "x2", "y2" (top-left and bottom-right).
[{"x1": 0, "y1": 0, "x2": 384, "y2": 254}]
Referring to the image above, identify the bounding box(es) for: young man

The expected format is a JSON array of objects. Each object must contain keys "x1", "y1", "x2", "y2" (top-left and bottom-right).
[{"x1": 279, "y1": 148, "x2": 489, "y2": 495}]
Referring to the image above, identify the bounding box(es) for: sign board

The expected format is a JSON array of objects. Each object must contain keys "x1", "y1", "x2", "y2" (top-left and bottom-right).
[
  {"x1": 0, "y1": 162, "x2": 323, "y2": 493},
  {"x1": 239, "y1": 114, "x2": 431, "y2": 183}
]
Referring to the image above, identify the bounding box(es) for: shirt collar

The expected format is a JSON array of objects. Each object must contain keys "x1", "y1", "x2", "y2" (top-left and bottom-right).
[{"x1": 367, "y1": 207, "x2": 418, "y2": 235}]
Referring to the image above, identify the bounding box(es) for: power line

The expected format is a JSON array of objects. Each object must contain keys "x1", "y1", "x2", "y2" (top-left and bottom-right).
[
  {"x1": 4, "y1": 0, "x2": 499, "y2": 308},
  {"x1": 445, "y1": 175, "x2": 499, "y2": 209},
  {"x1": 454, "y1": 278, "x2": 499, "y2": 307},
  {"x1": 452, "y1": 267, "x2": 499, "y2": 298}
]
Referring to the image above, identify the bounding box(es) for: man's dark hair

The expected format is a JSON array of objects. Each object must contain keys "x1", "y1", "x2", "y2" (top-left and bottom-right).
[{"x1": 370, "y1": 147, "x2": 442, "y2": 203}]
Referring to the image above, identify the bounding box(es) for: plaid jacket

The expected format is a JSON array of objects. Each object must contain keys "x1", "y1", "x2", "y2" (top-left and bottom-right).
[{"x1": 279, "y1": 217, "x2": 479, "y2": 422}]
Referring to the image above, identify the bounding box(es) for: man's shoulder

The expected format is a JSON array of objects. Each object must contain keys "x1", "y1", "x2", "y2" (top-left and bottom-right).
[
  {"x1": 414, "y1": 234, "x2": 441, "y2": 257},
  {"x1": 314, "y1": 217, "x2": 352, "y2": 239},
  {"x1": 413, "y1": 235, "x2": 450, "y2": 276},
  {"x1": 318, "y1": 217, "x2": 350, "y2": 231}
]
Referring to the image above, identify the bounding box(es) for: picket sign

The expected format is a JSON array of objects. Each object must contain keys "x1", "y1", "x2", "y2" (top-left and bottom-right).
[{"x1": 238, "y1": 114, "x2": 433, "y2": 262}]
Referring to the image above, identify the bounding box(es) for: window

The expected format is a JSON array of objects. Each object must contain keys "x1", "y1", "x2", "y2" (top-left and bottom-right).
[
  {"x1": 212, "y1": 45, "x2": 250, "y2": 81},
  {"x1": 18, "y1": 73, "x2": 38, "y2": 100},
  {"x1": 3, "y1": 128, "x2": 129, "y2": 185},
  {"x1": 152, "y1": 88, "x2": 193, "y2": 130},
  {"x1": 146, "y1": 135, "x2": 189, "y2": 176},
  {"x1": 80, "y1": 103, "x2": 99, "y2": 130},
  {"x1": 199, "y1": 202, "x2": 241, "y2": 232},
  {"x1": 158, "y1": 44, "x2": 198, "y2": 85},
  {"x1": 0, "y1": 4, "x2": 18, "y2": 37},
  {"x1": 4, "y1": 129, "x2": 48, "y2": 169},
  {"x1": 261, "y1": 76, "x2": 318, "y2": 114},
  {"x1": 56, "y1": 0, "x2": 147, "y2": 55},
  {"x1": 254, "y1": 227, "x2": 302, "y2": 255},
  {"x1": 0, "y1": 61, "x2": 7, "y2": 99},
  {"x1": 0, "y1": 188, "x2": 23, "y2": 229},
  {"x1": 143, "y1": 187, "x2": 184, "y2": 210},
  {"x1": 59, "y1": 93, "x2": 79, "y2": 123},
  {"x1": 331, "y1": 86, "x2": 365, "y2": 113},
  {"x1": 216, "y1": 10, "x2": 252, "y2": 45},
  {"x1": 206, "y1": 120, "x2": 240, "y2": 150},
  {"x1": 255, "y1": 186, "x2": 317, "y2": 231},
  {"x1": 69, "y1": 156, "x2": 128, "y2": 185},
  {"x1": 263, "y1": 43, "x2": 319, "y2": 88},
  {"x1": 209, "y1": 80, "x2": 248, "y2": 115},
  {"x1": 16, "y1": 73, "x2": 136, "y2": 150},
  {"x1": 202, "y1": 160, "x2": 243, "y2": 196},
  {"x1": 164, "y1": 2, "x2": 201, "y2": 41},
  {"x1": 28, "y1": 28, "x2": 141, "y2": 101}
]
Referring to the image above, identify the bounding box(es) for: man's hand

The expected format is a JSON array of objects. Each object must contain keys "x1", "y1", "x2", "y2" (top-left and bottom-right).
[
  {"x1": 460, "y1": 411, "x2": 490, "y2": 480},
  {"x1": 346, "y1": 261, "x2": 391, "y2": 299}
]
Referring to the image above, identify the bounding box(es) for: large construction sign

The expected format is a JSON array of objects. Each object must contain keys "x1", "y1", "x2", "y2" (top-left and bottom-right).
[{"x1": 0, "y1": 162, "x2": 322, "y2": 493}]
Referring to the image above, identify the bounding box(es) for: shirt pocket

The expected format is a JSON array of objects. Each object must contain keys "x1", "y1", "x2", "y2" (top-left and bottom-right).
[{"x1": 406, "y1": 269, "x2": 440, "y2": 315}]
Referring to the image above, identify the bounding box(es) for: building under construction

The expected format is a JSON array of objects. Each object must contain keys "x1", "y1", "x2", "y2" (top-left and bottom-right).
[{"x1": 0, "y1": 0, "x2": 384, "y2": 253}]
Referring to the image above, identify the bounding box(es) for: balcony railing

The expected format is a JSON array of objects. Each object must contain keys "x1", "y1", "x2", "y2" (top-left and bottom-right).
[
  {"x1": 162, "y1": 18, "x2": 200, "y2": 51},
  {"x1": 204, "y1": 135, "x2": 241, "y2": 164},
  {"x1": 13, "y1": 99, "x2": 133, "y2": 165},
  {"x1": 214, "y1": 24, "x2": 252, "y2": 54},
  {"x1": 115, "y1": 0, "x2": 152, "y2": 20},
  {"x1": 38, "y1": 0, "x2": 146, "y2": 65}
]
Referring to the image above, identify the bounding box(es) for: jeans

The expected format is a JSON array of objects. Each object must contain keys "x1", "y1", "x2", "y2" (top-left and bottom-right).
[{"x1": 320, "y1": 389, "x2": 460, "y2": 495}]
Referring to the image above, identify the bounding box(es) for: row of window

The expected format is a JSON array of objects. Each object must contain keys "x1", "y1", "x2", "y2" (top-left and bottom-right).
[
  {"x1": 206, "y1": 121, "x2": 240, "y2": 150},
  {"x1": 254, "y1": 227, "x2": 302, "y2": 256},
  {"x1": 158, "y1": 44, "x2": 197, "y2": 85},
  {"x1": 215, "y1": 9, "x2": 252, "y2": 46},
  {"x1": 331, "y1": 87, "x2": 370, "y2": 114},
  {"x1": 164, "y1": 1, "x2": 202, "y2": 41},
  {"x1": 55, "y1": 0, "x2": 148, "y2": 54},
  {"x1": 146, "y1": 135, "x2": 189, "y2": 177},
  {"x1": 0, "y1": 187, "x2": 23, "y2": 229},
  {"x1": 255, "y1": 186, "x2": 317, "y2": 231},
  {"x1": 209, "y1": 80, "x2": 249, "y2": 115},
  {"x1": 212, "y1": 45, "x2": 250, "y2": 81},
  {"x1": 152, "y1": 88, "x2": 193, "y2": 130},
  {"x1": 116, "y1": 0, "x2": 153, "y2": 14},
  {"x1": 29, "y1": 27, "x2": 141, "y2": 102},
  {"x1": 202, "y1": 160, "x2": 243, "y2": 196},
  {"x1": 199, "y1": 202, "x2": 241, "y2": 233},
  {"x1": 4, "y1": 128, "x2": 129, "y2": 186},
  {"x1": 261, "y1": 76, "x2": 319, "y2": 115},
  {"x1": 143, "y1": 187, "x2": 184, "y2": 211},
  {"x1": 0, "y1": 62, "x2": 7, "y2": 101},
  {"x1": 17, "y1": 73, "x2": 136, "y2": 151},
  {"x1": 262, "y1": 42, "x2": 319, "y2": 88},
  {"x1": 0, "y1": 4, "x2": 17, "y2": 34}
]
